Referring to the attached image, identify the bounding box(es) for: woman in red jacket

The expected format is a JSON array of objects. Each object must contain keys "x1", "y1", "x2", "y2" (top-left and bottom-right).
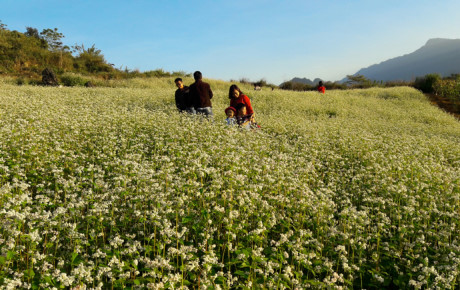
[
  {"x1": 317, "y1": 81, "x2": 326, "y2": 94},
  {"x1": 229, "y1": 84, "x2": 254, "y2": 115}
]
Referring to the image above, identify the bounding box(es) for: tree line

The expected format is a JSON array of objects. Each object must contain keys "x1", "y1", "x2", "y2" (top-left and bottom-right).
[
  {"x1": 0, "y1": 20, "x2": 189, "y2": 83},
  {"x1": 279, "y1": 73, "x2": 460, "y2": 101}
]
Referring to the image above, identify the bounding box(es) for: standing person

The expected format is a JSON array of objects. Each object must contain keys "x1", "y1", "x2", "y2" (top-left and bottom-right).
[
  {"x1": 174, "y1": 78, "x2": 195, "y2": 113},
  {"x1": 189, "y1": 71, "x2": 213, "y2": 116},
  {"x1": 229, "y1": 84, "x2": 254, "y2": 115},
  {"x1": 317, "y1": 81, "x2": 326, "y2": 94}
]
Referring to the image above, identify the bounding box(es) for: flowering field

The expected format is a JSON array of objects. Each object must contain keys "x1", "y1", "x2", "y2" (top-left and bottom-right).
[{"x1": 1, "y1": 78, "x2": 459, "y2": 289}]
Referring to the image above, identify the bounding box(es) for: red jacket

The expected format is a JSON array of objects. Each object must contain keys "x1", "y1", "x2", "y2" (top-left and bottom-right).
[
  {"x1": 230, "y1": 94, "x2": 254, "y2": 115},
  {"x1": 317, "y1": 86, "x2": 326, "y2": 94}
]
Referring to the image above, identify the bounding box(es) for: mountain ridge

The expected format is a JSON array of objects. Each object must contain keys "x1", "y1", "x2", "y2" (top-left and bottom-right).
[
  {"x1": 346, "y1": 38, "x2": 460, "y2": 82},
  {"x1": 288, "y1": 38, "x2": 460, "y2": 84}
]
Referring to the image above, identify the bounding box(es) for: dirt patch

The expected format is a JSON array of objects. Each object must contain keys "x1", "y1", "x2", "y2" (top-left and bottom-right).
[{"x1": 426, "y1": 93, "x2": 460, "y2": 120}]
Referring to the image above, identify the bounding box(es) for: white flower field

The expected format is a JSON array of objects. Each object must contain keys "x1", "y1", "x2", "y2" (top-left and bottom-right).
[{"x1": 0, "y1": 78, "x2": 459, "y2": 289}]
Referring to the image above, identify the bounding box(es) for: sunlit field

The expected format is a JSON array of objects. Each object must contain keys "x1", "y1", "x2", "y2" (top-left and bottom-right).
[{"x1": 1, "y1": 78, "x2": 459, "y2": 289}]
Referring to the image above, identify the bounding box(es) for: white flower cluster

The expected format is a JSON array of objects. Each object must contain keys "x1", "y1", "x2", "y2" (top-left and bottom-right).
[{"x1": 0, "y1": 80, "x2": 459, "y2": 288}]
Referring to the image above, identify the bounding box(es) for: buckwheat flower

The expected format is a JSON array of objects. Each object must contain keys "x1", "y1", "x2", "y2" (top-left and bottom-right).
[
  {"x1": 283, "y1": 265, "x2": 293, "y2": 278},
  {"x1": 283, "y1": 251, "x2": 289, "y2": 259},
  {"x1": 109, "y1": 235, "x2": 124, "y2": 248},
  {"x1": 374, "y1": 274, "x2": 384, "y2": 283}
]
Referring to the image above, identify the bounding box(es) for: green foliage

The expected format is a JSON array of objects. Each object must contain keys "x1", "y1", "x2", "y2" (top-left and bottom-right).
[
  {"x1": 40, "y1": 28, "x2": 65, "y2": 52},
  {"x1": 72, "y1": 44, "x2": 112, "y2": 74},
  {"x1": 433, "y1": 78, "x2": 460, "y2": 102},
  {"x1": 0, "y1": 21, "x2": 189, "y2": 82},
  {"x1": 24, "y1": 27, "x2": 40, "y2": 39},
  {"x1": 15, "y1": 77, "x2": 26, "y2": 85},
  {"x1": 413, "y1": 73, "x2": 441, "y2": 93},
  {"x1": 280, "y1": 80, "x2": 347, "y2": 91},
  {"x1": 345, "y1": 74, "x2": 376, "y2": 88},
  {"x1": 60, "y1": 72, "x2": 91, "y2": 86},
  {"x1": 279, "y1": 81, "x2": 314, "y2": 91}
]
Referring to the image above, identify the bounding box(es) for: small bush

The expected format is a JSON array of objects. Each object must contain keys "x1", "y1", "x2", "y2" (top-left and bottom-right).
[
  {"x1": 60, "y1": 72, "x2": 89, "y2": 87},
  {"x1": 16, "y1": 77, "x2": 26, "y2": 85},
  {"x1": 413, "y1": 73, "x2": 441, "y2": 93},
  {"x1": 433, "y1": 79, "x2": 460, "y2": 102}
]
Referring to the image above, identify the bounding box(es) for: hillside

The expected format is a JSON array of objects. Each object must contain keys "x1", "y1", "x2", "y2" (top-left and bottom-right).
[
  {"x1": 349, "y1": 38, "x2": 460, "y2": 81},
  {"x1": 0, "y1": 79, "x2": 459, "y2": 288}
]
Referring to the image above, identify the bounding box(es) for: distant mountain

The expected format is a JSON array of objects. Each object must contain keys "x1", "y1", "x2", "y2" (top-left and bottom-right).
[
  {"x1": 346, "y1": 38, "x2": 460, "y2": 82},
  {"x1": 289, "y1": 77, "x2": 323, "y2": 86}
]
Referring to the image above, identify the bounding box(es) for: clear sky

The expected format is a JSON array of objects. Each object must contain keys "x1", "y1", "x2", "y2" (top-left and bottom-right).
[{"x1": 2, "y1": 0, "x2": 460, "y2": 84}]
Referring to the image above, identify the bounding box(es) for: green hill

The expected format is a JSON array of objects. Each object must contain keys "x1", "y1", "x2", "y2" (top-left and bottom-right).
[{"x1": 0, "y1": 79, "x2": 459, "y2": 288}]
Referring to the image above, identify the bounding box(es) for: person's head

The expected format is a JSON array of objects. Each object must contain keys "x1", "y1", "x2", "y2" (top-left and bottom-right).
[
  {"x1": 229, "y1": 84, "x2": 243, "y2": 99},
  {"x1": 225, "y1": 106, "x2": 236, "y2": 118},
  {"x1": 318, "y1": 81, "x2": 323, "y2": 87},
  {"x1": 174, "y1": 78, "x2": 184, "y2": 89},
  {"x1": 235, "y1": 103, "x2": 247, "y2": 116},
  {"x1": 193, "y1": 71, "x2": 202, "y2": 81}
]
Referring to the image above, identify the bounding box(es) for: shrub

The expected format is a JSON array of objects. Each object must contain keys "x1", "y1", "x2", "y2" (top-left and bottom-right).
[
  {"x1": 279, "y1": 81, "x2": 313, "y2": 91},
  {"x1": 413, "y1": 73, "x2": 441, "y2": 93},
  {"x1": 60, "y1": 72, "x2": 89, "y2": 87},
  {"x1": 16, "y1": 77, "x2": 26, "y2": 86},
  {"x1": 433, "y1": 79, "x2": 460, "y2": 102}
]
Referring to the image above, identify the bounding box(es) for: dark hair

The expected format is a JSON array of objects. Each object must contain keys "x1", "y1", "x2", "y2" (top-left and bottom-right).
[
  {"x1": 229, "y1": 84, "x2": 243, "y2": 99},
  {"x1": 193, "y1": 71, "x2": 202, "y2": 80},
  {"x1": 174, "y1": 78, "x2": 182, "y2": 83},
  {"x1": 318, "y1": 81, "x2": 323, "y2": 86},
  {"x1": 235, "y1": 103, "x2": 246, "y2": 111}
]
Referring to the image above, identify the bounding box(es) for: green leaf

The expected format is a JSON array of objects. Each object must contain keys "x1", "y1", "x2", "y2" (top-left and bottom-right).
[
  {"x1": 71, "y1": 252, "x2": 78, "y2": 263},
  {"x1": 7, "y1": 250, "x2": 15, "y2": 260},
  {"x1": 235, "y1": 270, "x2": 249, "y2": 278},
  {"x1": 44, "y1": 276, "x2": 54, "y2": 286},
  {"x1": 214, "y1": 276, "x2": 225, "y2": 285},
  {"x1": 182, "y1": 216, "x2": 193, "y2": 224},
  {"x1": 134, "y1": 279, "x2": 140, "y2": 286},
  {"x1": 24, "y1": 269, "x2": 35, "y2": 278}
]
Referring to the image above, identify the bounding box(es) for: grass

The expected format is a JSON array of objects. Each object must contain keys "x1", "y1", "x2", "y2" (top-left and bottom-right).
[{"x1": 0, "y1": 78, "x2": 459, "y2": 289}]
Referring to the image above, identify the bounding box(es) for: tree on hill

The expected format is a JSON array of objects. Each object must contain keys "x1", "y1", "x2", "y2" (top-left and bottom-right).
[
  {"x1": 345, "y1": 74, "x2": 375, "y2": 88},
  {"x1": 25, "y1": 27, "x2": 40, "y2": 39},
  {"x1": 72, "y1": 43, "x2": 113, "y2": 74},
  {"x1": 0, "y1": 20, "x2": 191, "y2": 82},
  {"x1": 40, "y1": 28, "x2": 65, "y2": 52}
]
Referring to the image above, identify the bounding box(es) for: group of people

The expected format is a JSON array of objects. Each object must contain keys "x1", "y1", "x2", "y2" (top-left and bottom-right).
[
  {"x1": 174, "y1": 71, "x2": 260, "y2": 129},
  {"x1": 174, "y1": 71, "x2": 214, "y2": 116}
]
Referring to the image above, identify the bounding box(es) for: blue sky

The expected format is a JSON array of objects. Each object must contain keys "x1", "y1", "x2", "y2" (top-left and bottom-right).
[{"x1": 2, "y1": 0, "x2": 460, "y2": 84}]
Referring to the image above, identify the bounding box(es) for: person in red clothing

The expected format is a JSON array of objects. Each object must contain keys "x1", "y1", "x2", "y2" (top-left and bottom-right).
[
  {"x1": 229, "y1": 84, "x2": 254, "y2": 115},
  {"x1": 317, "y1": 81, "x2": 326, "y2": 94}
]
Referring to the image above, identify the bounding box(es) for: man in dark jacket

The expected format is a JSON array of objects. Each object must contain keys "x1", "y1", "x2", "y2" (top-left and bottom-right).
[
  {"x1": 189, "y1": 71, "x2": 213, "y2": 116},
  {"x1": 174, "y1": 78, "x2": 195, "y2": 113}
]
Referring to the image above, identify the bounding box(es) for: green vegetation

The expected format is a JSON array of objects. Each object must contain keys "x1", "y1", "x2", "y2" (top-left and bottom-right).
[
  {"x1": 0, "y1": 21, "x2": 190, "y2": 85},
  {"x1": 279, "y1": 80, "x2": 347, "y2": 91},
  {"x1": 279, "y1": 75, "x2": 414, "y2": 92},
  {"x1": 413, "y1": 73, "x2": 442, "y2": 94},
  {"x1": 0, "y1": 78, "x2": 459, "y2": 288},
  {"x1": 433, "y1": 75, "x2": 460, "y2": 102}
]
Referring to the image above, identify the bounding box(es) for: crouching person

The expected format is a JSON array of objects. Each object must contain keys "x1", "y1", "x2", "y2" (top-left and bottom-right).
[
  {"x1": 225, "y1": 106, "x2": 237, "y2": 126},
  {"x1": 174, "y1": 78, "x2": 195, "y2": 114},
  {"x1": 235, "y1": 103, "x2": 260, "y2": 130}
]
